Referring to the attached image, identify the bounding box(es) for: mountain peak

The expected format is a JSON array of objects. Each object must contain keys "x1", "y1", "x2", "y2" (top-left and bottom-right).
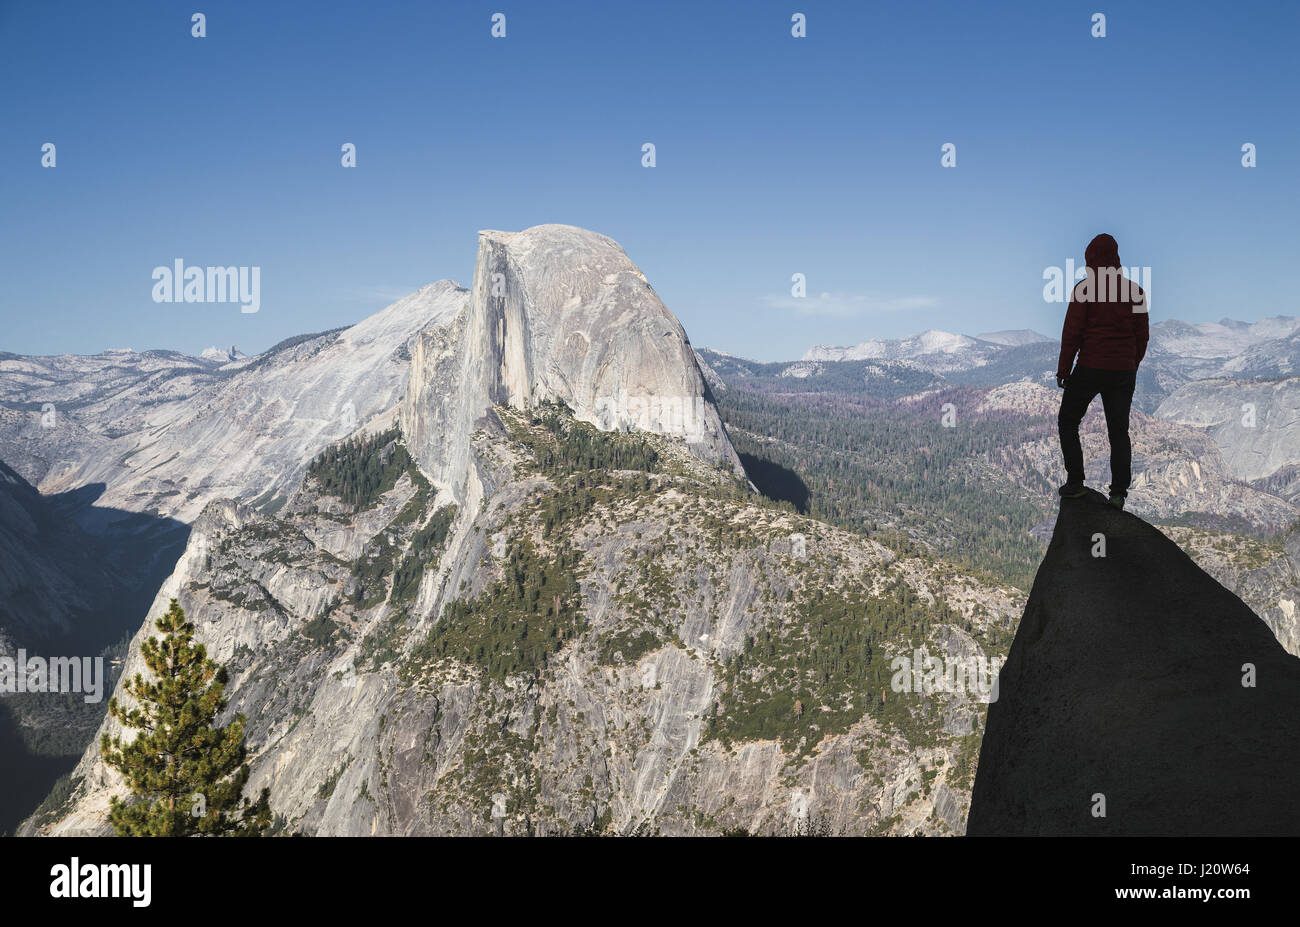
[
  {"x1": 200, "y1": 345, "x2": 246, "y2": 364},
  {"x1": 402, "y1": 225, "x2": 742, "y2": 502},
  {"x1": 974, "y1": 329, "x2": 1053, "y2": 347},
  {"x1": 477, "y1": 223, "x2": 625, "y2": 255},
  {"x1": 801, "y1": 330, "x2": 975, "y2": 362},
  {"x1": 968, "y1": 490, "x2": 1300, "y2": 835}
]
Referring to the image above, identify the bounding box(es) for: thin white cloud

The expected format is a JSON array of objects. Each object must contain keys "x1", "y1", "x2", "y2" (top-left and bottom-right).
[{"x1": 762, "y1": 291, "x2": 938, "y2": 318}]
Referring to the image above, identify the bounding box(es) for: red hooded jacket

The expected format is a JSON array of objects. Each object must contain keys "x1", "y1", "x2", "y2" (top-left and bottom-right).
[{"x1": 1056, "y1": 270, "x2": 1149, "y2": 379}]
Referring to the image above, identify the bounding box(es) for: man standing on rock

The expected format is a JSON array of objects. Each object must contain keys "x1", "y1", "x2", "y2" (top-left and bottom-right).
[{"x1": 1056, "y1": 233, "x2": 1149, "y2": 510}]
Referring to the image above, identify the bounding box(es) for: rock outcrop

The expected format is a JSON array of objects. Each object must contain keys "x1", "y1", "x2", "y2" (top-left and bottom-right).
[
  {"x1": 967, "y1": 489, "x2": 1300, "y2": 835},
  {"x1": 402, "y1": 225, "x2": 741, "y2": 504},
  {"x1": 1156, "y1": 376, "x2": 1300, "y2": 489},
  {"x1": 986, "y1": 403, "x2": 1300, "y2": 536},
  {"x1": 29, "y1": 409, "x2": 1019, "y2": 836},
  {"x1": 1157, "y1": 524, "x2": 1300, "y2": 658}
]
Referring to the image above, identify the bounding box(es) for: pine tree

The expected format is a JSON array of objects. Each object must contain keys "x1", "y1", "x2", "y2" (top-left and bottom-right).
[{"x1": 100, "y1": 599, "x2": 271, "y2": 836}]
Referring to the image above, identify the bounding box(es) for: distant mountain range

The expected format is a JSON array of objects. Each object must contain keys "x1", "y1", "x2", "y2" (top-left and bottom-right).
[
  {"x1": 696, "y1": 311, "x2": 1300, "y2": 525},
  {"x1": 803, "y1": 328, "x2": 1058, "y2": 362},
  {"x1": 700, "y1": 313, "x2": 1300, "y2": 432},
  {"x1": 794, "y1": 315, "x2": 1300, "y2": 385}
]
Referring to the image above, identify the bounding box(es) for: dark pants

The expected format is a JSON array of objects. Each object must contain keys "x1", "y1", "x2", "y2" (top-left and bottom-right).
[{"x1": 1058, "y1": 364, "x2": 1137, "y2": 496}]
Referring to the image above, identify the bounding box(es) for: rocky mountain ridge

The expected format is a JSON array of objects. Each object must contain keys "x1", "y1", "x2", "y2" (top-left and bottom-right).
[
  {"x1": 29, "y1": 402, "x2": 1020, "y2": 836},
  {"x1": 0, "y1": 282, "x2": 465, "y2": 526},
  {"x1": 401, "y1": 226, "x2": 741, "y2": 514},
  {"x1": 968, "y1": 490, "x2": 1300, "y2": 835}
]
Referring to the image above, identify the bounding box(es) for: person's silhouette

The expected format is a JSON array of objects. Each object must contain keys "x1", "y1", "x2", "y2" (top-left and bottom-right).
[{"x1": 1056, "y1": 233, "x2": 1149, "y2": 510}]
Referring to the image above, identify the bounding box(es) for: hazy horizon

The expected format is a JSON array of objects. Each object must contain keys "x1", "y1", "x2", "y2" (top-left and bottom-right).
[{"x1": 11, "y1": 293, "x2": 1298, "y2": 366}]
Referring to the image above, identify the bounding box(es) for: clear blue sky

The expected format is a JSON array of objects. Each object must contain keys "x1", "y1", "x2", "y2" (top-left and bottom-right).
[{"x1": 2, "y1": 0, "x2": 1297, "y2": 361}]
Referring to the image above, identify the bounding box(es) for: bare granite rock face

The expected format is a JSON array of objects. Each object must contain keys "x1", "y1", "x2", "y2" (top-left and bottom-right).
[
  {"x1": 0, "y1": 282, "x2": 465, "y2": 524},
  {"x1": 1156, "y1": 377, "x2": 1300, "y2": 491},
  {"x1": 30, "y1": 413, "x2": 1019, "y2": 837},
  {"x1": 402, "y1": 225, "x2": 742, "y2": 507},
  {"x1": 968, "y1": 490, "x2": 1300, "y2": 835},
  {"x1": 987, "y1": 405, "x2": 1300, "y2": 535},
  {"x1": 1158, "y1": 524, "x2": 1300, "y2": 658}
]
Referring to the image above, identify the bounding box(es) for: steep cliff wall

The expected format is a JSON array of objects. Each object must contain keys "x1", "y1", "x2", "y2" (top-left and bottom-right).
[
  {"x1": 968, "y1": 490, "x2": 1300, "y2": 835},
  {"x1": 401, "y1": 225, "x2": 741, "y2": 507}
]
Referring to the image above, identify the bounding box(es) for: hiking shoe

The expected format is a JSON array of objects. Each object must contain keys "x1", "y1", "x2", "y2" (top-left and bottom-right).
[
  {"x1": 1058, "y1": 482, "x2": 1087, "y2": 498},
  {"x1": 1108, "y1": 494, "x2": 1126, "y2": 510}
]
